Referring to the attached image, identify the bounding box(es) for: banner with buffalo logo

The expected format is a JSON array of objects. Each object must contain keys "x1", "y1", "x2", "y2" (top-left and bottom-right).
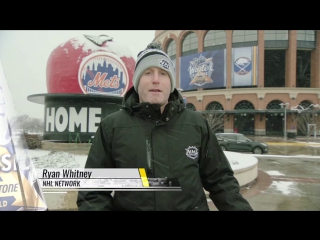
[
  {"x1": 232, "y1": 46, "x2": 258, "y2": 87},
  {"x1": 0, "y1": 61, "x2": 47, "y2": 211},
  {"x1": 179, "y1": 50, "x2": 226, "y2": 91}
]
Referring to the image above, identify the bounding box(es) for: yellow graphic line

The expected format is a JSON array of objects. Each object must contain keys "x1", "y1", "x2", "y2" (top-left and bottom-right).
[{"x1": 139, "y1": 168, "x2": 149, "y2": 187}]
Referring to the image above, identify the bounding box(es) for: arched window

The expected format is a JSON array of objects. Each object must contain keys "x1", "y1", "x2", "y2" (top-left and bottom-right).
[
  {"x1": 206, "y1": 101, "x2": 224, "y2": 110},
  {"x1": 296, "y1": 31, "x2": 315, "y2": 88},
  {"x1": 186, "y1": 103, "x2": 196, "y2": 111},
  {"x1": 297, "y1": 30, "x2": 316, "y2": 49},
  {"x1": 264, "y1": 30, "x2": 289, "y2": 48},
  {"x1": 234, "y1": 100, "x2": 255, "y2": 110},
  {"x1": 299, "y1": 100, "x2": 314, "y2": 109},
  {"x1": 266, "y1": 100, "x2": 283, "y2": 109},
  {"x1": 203, "y1": 101, "x2": 224, "y2": 133},
  {"x1": 167, "y1": 39, "x2": 176, "y2": 61},
  {"x1": 264, "y1": 31, "x2": 288, "y2": 87},
  {"x1": 234, "y1": 100, "x2": 255, "y2": 135},
  {"x1": 204, "y1": 30, "x2": 226, "y2": 51},
  {"x1": 232, "y1": 30, "x2": 258, "y2": 48},
  {"x1": 296, "y1": 50, "x2": 311, "y2": 87},
  {"x1": 265, "y1": 100, "x2": 284, "y2": 136},
  {"x1": 182, "y1": 32, "x2": 198, "y2": 57}
]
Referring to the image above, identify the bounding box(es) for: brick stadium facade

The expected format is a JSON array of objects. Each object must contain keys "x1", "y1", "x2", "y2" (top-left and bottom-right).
[{"x1": 153, "y1": 30, "x2": 320, "y2": 137}]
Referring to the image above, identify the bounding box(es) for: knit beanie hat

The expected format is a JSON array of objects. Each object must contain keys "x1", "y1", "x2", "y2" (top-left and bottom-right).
[{"x1": 133, "y1": 42, "x2": 176, "y2": 93}]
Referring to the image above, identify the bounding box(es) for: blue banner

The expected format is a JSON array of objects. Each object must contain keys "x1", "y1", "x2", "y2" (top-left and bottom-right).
[{"x1": 179, "y1": 50, "x2": 226, "y2": 91}]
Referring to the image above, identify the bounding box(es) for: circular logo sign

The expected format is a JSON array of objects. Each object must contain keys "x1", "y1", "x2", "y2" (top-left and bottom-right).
[
  {"x1": 78, "y1": 52, "x2": 129, "y2": 96},
  {"x1": 234, "y1": 57, "x2": 252, "y2": 75}
]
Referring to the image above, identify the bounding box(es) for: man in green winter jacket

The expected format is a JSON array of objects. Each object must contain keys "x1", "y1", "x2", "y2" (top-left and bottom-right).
[{"x1": 76, "y1": 42, "x2": 253, "y2": 211}]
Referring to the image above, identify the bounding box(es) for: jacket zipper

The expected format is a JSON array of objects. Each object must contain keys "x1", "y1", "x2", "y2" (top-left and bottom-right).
[
  {"x1": 146, "y1": 121, "x2": 160, "y2": 172},
  {"x1": 146, "y1": 139, "x2": 152, "y2": 172},
  {"x1": 153, "y1": 120, "x2": 161, "y2": 211}
]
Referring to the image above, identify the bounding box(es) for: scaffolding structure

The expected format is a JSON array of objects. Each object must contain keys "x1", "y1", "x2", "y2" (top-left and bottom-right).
[{"x1": 291, "y1": 104, "x2": 320, "y2": 142}]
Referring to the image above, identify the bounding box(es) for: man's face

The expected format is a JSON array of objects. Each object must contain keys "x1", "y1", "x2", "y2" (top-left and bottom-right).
[{"x1": 138, "y1": 67, "x2": 171, "y2": 106}]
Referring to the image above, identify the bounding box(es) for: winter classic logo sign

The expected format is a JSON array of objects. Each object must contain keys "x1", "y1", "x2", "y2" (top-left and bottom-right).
[
  {"x1": 188, "y1": 54, "x2": 214, "y2": 87},
  {"x1": 78, "y1": 52, "x2": 129, "y2": 96}
]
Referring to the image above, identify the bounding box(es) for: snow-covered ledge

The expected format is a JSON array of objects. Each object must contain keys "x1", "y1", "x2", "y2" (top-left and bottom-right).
[
  {"x1": 224, "y1": 151, "x2": 258, "y2": 187},
  {"x1": 203, "y1": 151, "x2": 258, "y2": 198}
]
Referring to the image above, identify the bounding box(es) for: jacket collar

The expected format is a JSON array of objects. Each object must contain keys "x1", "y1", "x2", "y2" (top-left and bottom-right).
[{"x1": 122, "y1": 87, "x2": 185, "y2": 121}]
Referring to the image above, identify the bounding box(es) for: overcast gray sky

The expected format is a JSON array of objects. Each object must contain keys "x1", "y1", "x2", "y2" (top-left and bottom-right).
[{"x1": 0, "y1": 30, "x2": 155, "y2": 118}]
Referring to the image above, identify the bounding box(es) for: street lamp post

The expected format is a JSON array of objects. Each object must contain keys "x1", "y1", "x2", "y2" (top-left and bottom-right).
[{"x1": 279, "y1": 103, "x2": 290, "y2": 140}]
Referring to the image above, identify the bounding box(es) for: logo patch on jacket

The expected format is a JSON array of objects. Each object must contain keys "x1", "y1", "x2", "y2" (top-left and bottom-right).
[{"x1": 185, "y1": 146, "x2": 198, "y2": 160}]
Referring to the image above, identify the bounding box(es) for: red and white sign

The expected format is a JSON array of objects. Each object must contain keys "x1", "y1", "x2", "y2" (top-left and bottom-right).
[{"x1": 46, "y1": 35, "x2": 135, "y2": 96}]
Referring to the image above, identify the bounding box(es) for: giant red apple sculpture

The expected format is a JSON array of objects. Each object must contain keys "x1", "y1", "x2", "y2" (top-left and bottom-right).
[{"x1": 46, "y1": 34, "x2": 135, "y2": 96}]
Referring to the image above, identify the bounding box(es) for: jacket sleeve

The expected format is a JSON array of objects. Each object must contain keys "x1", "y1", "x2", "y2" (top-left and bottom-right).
[
  {"x1": 76, "y1": 121, "x2": 116, "y2": 211},
  {"x1": 199, "y1": 120, "x2": 253, "y2": 211}
]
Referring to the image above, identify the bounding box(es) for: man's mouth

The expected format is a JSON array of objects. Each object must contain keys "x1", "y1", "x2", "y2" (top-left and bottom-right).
[{"x1": 149, "y1": 89, "x2": 161, "y2": 92}]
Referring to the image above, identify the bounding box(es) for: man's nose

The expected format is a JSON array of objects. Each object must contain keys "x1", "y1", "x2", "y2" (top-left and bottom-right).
[{"x1": 152, "y1": 71, "x2": 160, "y2": 83}]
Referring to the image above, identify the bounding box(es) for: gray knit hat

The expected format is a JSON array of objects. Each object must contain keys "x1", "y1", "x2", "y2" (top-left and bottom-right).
[{"x1": 133, "y1": 42, "x2": 176, "y2": 93}]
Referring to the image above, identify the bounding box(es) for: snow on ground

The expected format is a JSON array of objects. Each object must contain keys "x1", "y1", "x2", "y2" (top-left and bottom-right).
[
  {"x1": 26, "y1": 149, "x2": 257, "y2": 171},
  {"x1": 266, "y1": 170, "x2": 284, "y2": 176},
  {"x1": 297, "y1": 141, "x2": 320, "y2": 147},
  {"x1": 26, "y1": 146, "x2": 319, "y2": 172},
  {"x1": 307, "y1": 144, "x2": 320, "y2": 148},
  {"x1": 264, "y1": 171, "x2": 304, "y2": 196},
  {"x1": 250, "y1": 154, "x2": 320, "y2": 159},
  {"x1": 27, "y1": 149, "x2": 87, "y2": 169},
  {"x1": 268, "y1": 181, "x2": 303, "y2": 196}
]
